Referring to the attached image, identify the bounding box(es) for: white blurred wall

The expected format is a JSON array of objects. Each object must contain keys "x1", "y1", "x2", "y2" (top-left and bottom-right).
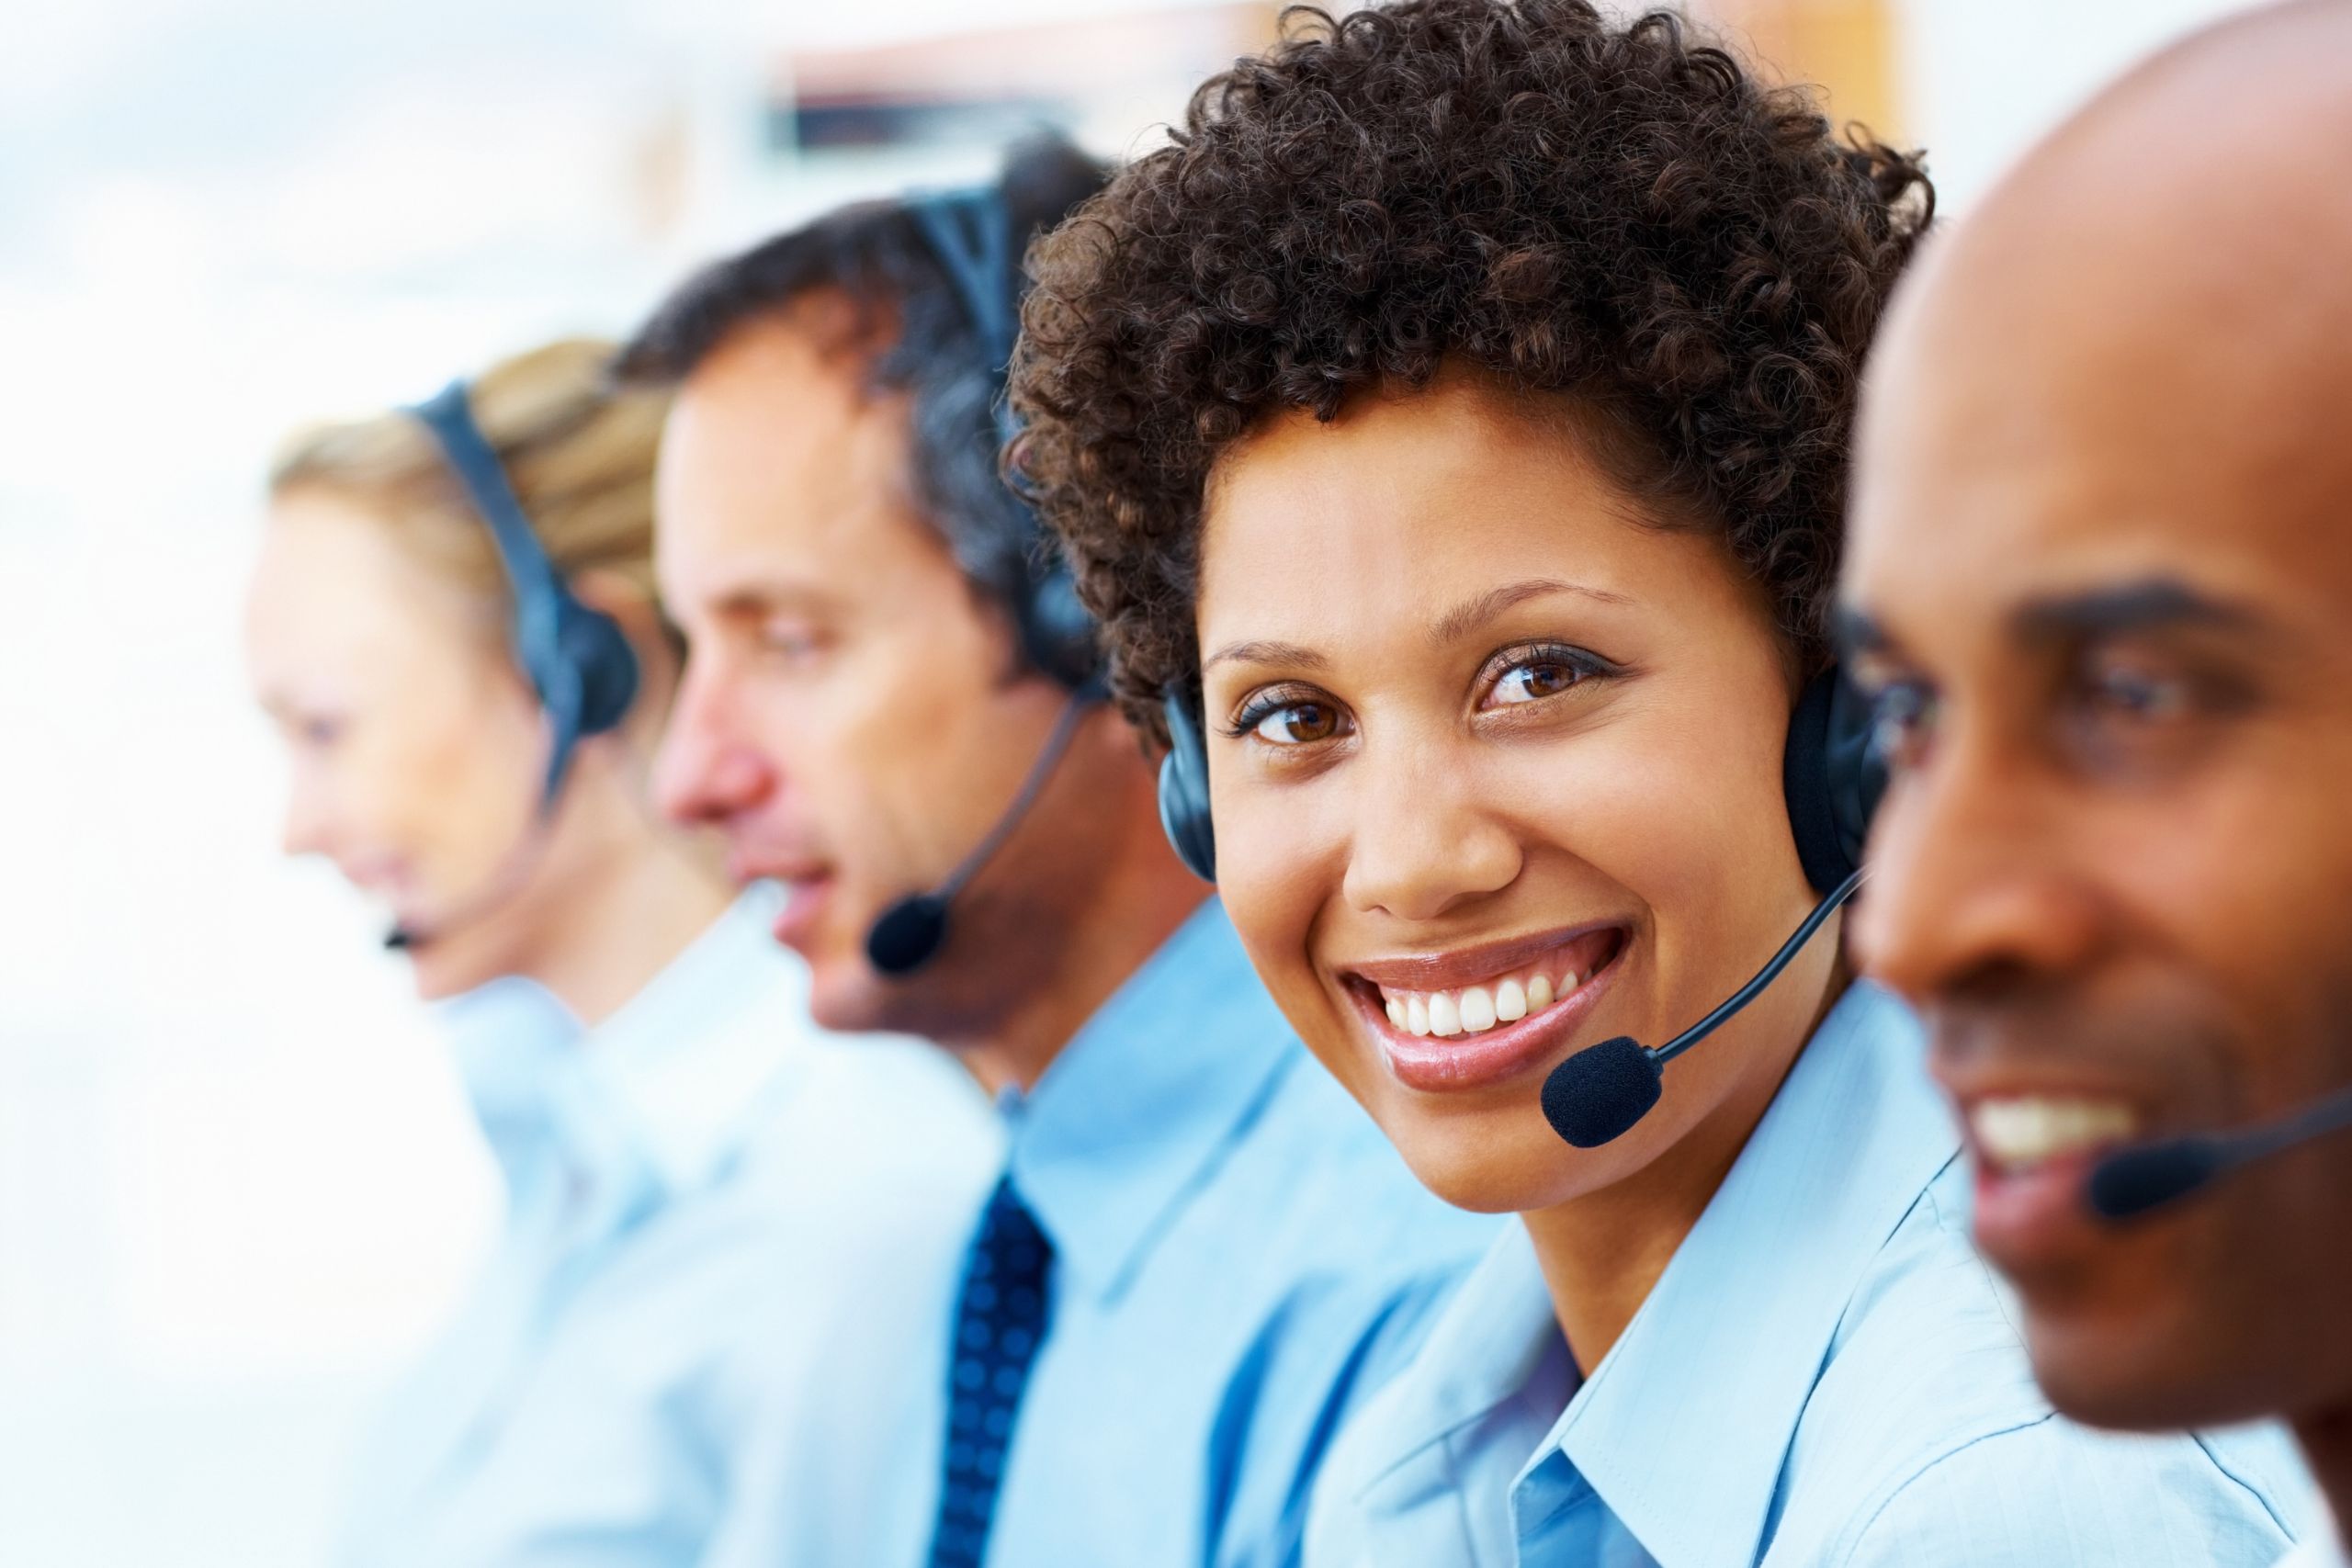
[{"x1": 0, "y1": 0, "x2": 2274, "y2": 1562}]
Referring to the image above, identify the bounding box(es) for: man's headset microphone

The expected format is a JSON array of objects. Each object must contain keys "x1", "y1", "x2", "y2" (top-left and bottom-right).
[{"x1": 1158, "y1": 661, "x2": 2352, "y2": 1225}]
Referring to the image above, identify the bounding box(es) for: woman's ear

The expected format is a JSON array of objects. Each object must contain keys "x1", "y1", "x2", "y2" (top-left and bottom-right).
[{"x1": 569, "y1": 569, "x2": 681, "y2": 740}]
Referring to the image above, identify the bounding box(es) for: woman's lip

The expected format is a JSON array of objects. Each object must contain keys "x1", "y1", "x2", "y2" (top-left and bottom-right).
[
  {"x1": 1356, "y1": 955, "x2": 1622, "y2": 1093},
  {"x1": 1342, "y1": 919, "x2": 1628, "y2": 992},
  {"x1": 770, "y1": 875, "x2": 834, "y2": 950}
]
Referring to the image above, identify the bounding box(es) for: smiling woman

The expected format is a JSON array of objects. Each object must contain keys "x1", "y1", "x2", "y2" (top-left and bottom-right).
[{"x1": 1012, "y1": 2, "x2": 2316, "y2": 1564}]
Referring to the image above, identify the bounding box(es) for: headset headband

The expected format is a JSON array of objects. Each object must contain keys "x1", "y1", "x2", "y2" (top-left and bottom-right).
[
  {"x1": 906, "y1": 184, "x2": 1099, "y2": 688},
  {"x1": 911, "y1": 189, "x2": 1020, "y2": 396},
  {"x1": 405, "y1": 379, "x2": 637, "y2": 803}
]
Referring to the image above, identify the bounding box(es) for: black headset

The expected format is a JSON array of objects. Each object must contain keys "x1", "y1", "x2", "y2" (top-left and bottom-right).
[
  {"x1": 1157, "y1": 663, "x2": 1885, "y2": 898},
  {"x1": 406, "y1": 380, "x2": 641, "y2": 804},
  {"x1": 908, "y1": 186, "x2": 1100, "y2": 691},
  {"x1": 860, "y1": 186, "x2": 1106, "y2": 976},
  {"x1": 1159, "y1": 664, "x2": 1884, "y2": 1148}
]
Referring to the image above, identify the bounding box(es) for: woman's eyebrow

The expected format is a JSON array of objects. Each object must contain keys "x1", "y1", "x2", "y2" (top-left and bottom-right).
[
  {"x1": 1200, "y1": 580, "x2": 1630, "y2": 673},
  {"x1": 1427, "y1": 578, "x2": 1632, "y2": 646},
  {"x1": 1202, "y1": 638, "x2": 1328, "y2": 674}
]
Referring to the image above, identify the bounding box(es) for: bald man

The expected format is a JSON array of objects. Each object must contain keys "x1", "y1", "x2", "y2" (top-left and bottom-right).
[{"x1": 1841, "y1": 3, "x2": 2352, "y2": 1561}]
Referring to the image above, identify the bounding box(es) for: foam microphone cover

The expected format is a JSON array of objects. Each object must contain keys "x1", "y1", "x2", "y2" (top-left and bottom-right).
[
  {"x1": 2086, "y1": 1137, "x2": 2222, "y2": 1222},
  {"x1": 866, "y1": 893, "x2": 951, "y2": 976},
  {"x1": 383, "y1": 927, "x2": 414, "y2": 952},
  {"x1": 1542, "y1": 1036, "x2": 1665, "y2": 1149}
]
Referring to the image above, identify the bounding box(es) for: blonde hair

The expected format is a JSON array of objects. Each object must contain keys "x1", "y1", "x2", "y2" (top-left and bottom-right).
[{"x1": 269, "y1": 338, "x2": 670, "y2": 615}]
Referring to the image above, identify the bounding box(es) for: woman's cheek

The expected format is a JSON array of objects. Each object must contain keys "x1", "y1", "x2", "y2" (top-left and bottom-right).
[{"x1": 1214, "y1": 775, "x2": 1367, "y2": 1078}]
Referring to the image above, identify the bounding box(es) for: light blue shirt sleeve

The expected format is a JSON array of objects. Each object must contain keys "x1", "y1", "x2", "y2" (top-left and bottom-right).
[
  {"x1": 1840, "y1": 1423, "x2": 2308, "y2": 1568},
  {"x1": 337, "y1": 891, "x2": 1001, "y2": 1568}
]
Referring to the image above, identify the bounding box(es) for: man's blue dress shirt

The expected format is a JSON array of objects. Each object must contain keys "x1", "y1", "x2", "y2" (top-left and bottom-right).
[
  {"x1": 337, "y1": 888, "x2": 1002, "y2": 1568},
  {"x1": 1306, "y1": 984, "x2": 2321, "y2": 1567},
  {"x1": 711, "y1": 898, "x2": 1500, "y2": 1568}
]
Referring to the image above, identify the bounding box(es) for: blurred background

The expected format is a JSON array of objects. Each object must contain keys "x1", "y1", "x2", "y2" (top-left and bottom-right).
[{"x1": 0, "y1": 0, "x2": 2276, "y2": 1561}]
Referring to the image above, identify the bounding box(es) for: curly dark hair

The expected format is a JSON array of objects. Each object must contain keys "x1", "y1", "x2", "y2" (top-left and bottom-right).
[{"x1": 1010, "y1": 0, "x2": 1931, "y2": 740}]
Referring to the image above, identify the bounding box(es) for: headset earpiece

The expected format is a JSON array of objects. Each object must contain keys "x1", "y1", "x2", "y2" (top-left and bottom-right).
[
  {"x1": 1158, "y1": 689, "x2": 1216, "y2": 883},
  {"x1": 556, "y1": 595, "x2": 642, "y2": 739},
  {"x1": 1016, "y1": 564, "x2": 1101, "y2": 692},
  {"x1": 910, "y1": 185, "x2": 1103, "y2": 693},
  {"x1": 1781, "y1": 663, "x2": 1887, "y2": 897},
  {"x1": 407, "y1": 380, "x2": 641, "y2": 806}
]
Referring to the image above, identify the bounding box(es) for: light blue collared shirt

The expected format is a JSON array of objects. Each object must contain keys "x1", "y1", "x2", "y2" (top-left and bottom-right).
[
  {"x1": 710, "y1": 898, "x2": 1500, "y2": 1568},
  {"x1": 1306, "y1": 984, "x2": 2320, "y2": 1567},
  {"x1": 339, "y1": 888, "x2": 1001, "y2": 1568}
]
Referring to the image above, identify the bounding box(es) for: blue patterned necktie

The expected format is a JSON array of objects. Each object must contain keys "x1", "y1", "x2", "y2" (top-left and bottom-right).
[{"x1": 926, "y1": 1174, "x2": 1056, "y2": 1568}]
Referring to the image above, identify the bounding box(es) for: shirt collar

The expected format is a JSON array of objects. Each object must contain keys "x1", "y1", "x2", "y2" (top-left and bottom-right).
[
  {"x1": 1002, "y1": 897, "x2": 1299, "y2": 1303},
  {"x1": 1340, "y1": 984, "x2": 1954, "y2": 1566},
  {"x1": 439, "y1": 886, "x2": 808, "y2": 1204},
  {"x1": 1548, "y1": 982, "x2": 1955, "y2": 1567}
]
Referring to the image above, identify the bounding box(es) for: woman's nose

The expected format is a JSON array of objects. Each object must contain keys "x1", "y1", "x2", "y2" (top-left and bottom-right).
[{"x1": 1340, "y1": 738, "x2": 1522, "y2": 923}]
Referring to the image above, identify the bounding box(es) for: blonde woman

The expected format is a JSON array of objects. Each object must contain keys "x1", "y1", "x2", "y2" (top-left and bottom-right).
[{"x1": 246, "y1": 339, "x2": 997, "y2": 1567}]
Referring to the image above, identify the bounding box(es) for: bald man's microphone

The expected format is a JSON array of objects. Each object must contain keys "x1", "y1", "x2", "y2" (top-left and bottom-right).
[{"x1": 2086, "y1": 1085, "x2": 2352, "y2": 1222}]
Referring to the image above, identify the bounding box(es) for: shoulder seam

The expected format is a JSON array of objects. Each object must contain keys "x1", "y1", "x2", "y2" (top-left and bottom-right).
[
  {"x1": 1837, "y1": 1412, "x2": 2059, "y2": 1565},
  {"x1": 1921, "y1": 1174, "x2": 2031, "y2": 1352},
  {"x1": 2188, "y1": 1428, "x2": 2297, "y2": 1538}
]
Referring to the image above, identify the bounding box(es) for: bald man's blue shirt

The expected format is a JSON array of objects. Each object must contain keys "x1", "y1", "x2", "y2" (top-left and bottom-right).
[
  {"x1": 708, "y1": 898, "x2": 1501, "y2": 1568},
  {"x1": 1305, "y1": 984, "x2": 2321, "y2": 1568},
  {"x1": 336, "y1": 889, "x2": 1001, "y2": 1568}
]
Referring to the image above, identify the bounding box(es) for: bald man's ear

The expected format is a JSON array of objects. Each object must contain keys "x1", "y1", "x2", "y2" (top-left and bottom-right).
[{"x1": 570, "y1": 569, "x2": 684, "y2": 740}]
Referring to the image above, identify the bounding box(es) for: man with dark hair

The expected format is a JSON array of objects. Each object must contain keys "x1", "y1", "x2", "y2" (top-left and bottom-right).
[
  {"x1": 623, "y1": 137, "x2": 1493, "y2": 1568},
  {"x1": 1842, "y1": 2, "x2": 2352, "y2": 1562}
]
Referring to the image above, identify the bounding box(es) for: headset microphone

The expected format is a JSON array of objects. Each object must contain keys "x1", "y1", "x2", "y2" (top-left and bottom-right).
[
  {"x1": 866, "y1": 680, "x2": 1105, "y2": 976},
  {"x1": 863, "y1": 179, "x2": 1115, "y2": 976},
  {"x1": 1155, "y1": 663, "x2": 1888, "y2": 1145},
  {"x1": 1540, "y1": 868, "x2": 1866, "y2": 1147},
  {"x1": 2086, "y1": 1083, "x2": 2352, "y2": 1223}
]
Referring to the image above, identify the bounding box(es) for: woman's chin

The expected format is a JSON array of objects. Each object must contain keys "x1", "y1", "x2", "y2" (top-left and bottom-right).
[
  {"x1": 407, "y1": 953, "x2": 486, "y2": 1004},
  {"x1": 1385, "y1": 1109, "x2": 1628, "y2": 1216}
]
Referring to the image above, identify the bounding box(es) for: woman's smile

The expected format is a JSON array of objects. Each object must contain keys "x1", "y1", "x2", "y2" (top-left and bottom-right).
[{"x1": 1339, "y1": 923, "x2": 1630, "y2": 1091}]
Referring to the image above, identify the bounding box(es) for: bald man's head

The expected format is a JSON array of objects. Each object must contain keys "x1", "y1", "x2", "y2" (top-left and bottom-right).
[
  {"x1": 1860, "y1": 0, "x2": 2352, "y2": 612},
  {"x1": 1842, "y1": 1, "x2": 2352, "y2": 1438}
]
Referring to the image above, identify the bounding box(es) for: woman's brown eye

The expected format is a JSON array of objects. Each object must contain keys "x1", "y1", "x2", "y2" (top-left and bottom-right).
[
  {"x1": 1492, "y1": 660, "x2": 1577, "y2": 705},
  {"x1": 1250, "y1": 701, "x2": 1338, "y2": 745}
]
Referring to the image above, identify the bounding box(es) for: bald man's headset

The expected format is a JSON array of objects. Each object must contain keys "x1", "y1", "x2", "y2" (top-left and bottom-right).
[
  {"x1": 383, "y1": 381, "x2": 641, "y2": 951},
  {"x1": 859, "y1": 185, "x2": 1107, "y2": 978}
]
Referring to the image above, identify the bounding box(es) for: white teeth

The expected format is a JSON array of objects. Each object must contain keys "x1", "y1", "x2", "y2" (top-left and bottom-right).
[
  {"x1": 1376, "y1": 960, "x2": 1595, "y2": 1040},
  {"x1": 1971, "y1": 1096, "x2": 2141, "y2": 1170},
  {"x1": 1427, "y1": 992, "x2": 1463, "y2": 1037}
]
